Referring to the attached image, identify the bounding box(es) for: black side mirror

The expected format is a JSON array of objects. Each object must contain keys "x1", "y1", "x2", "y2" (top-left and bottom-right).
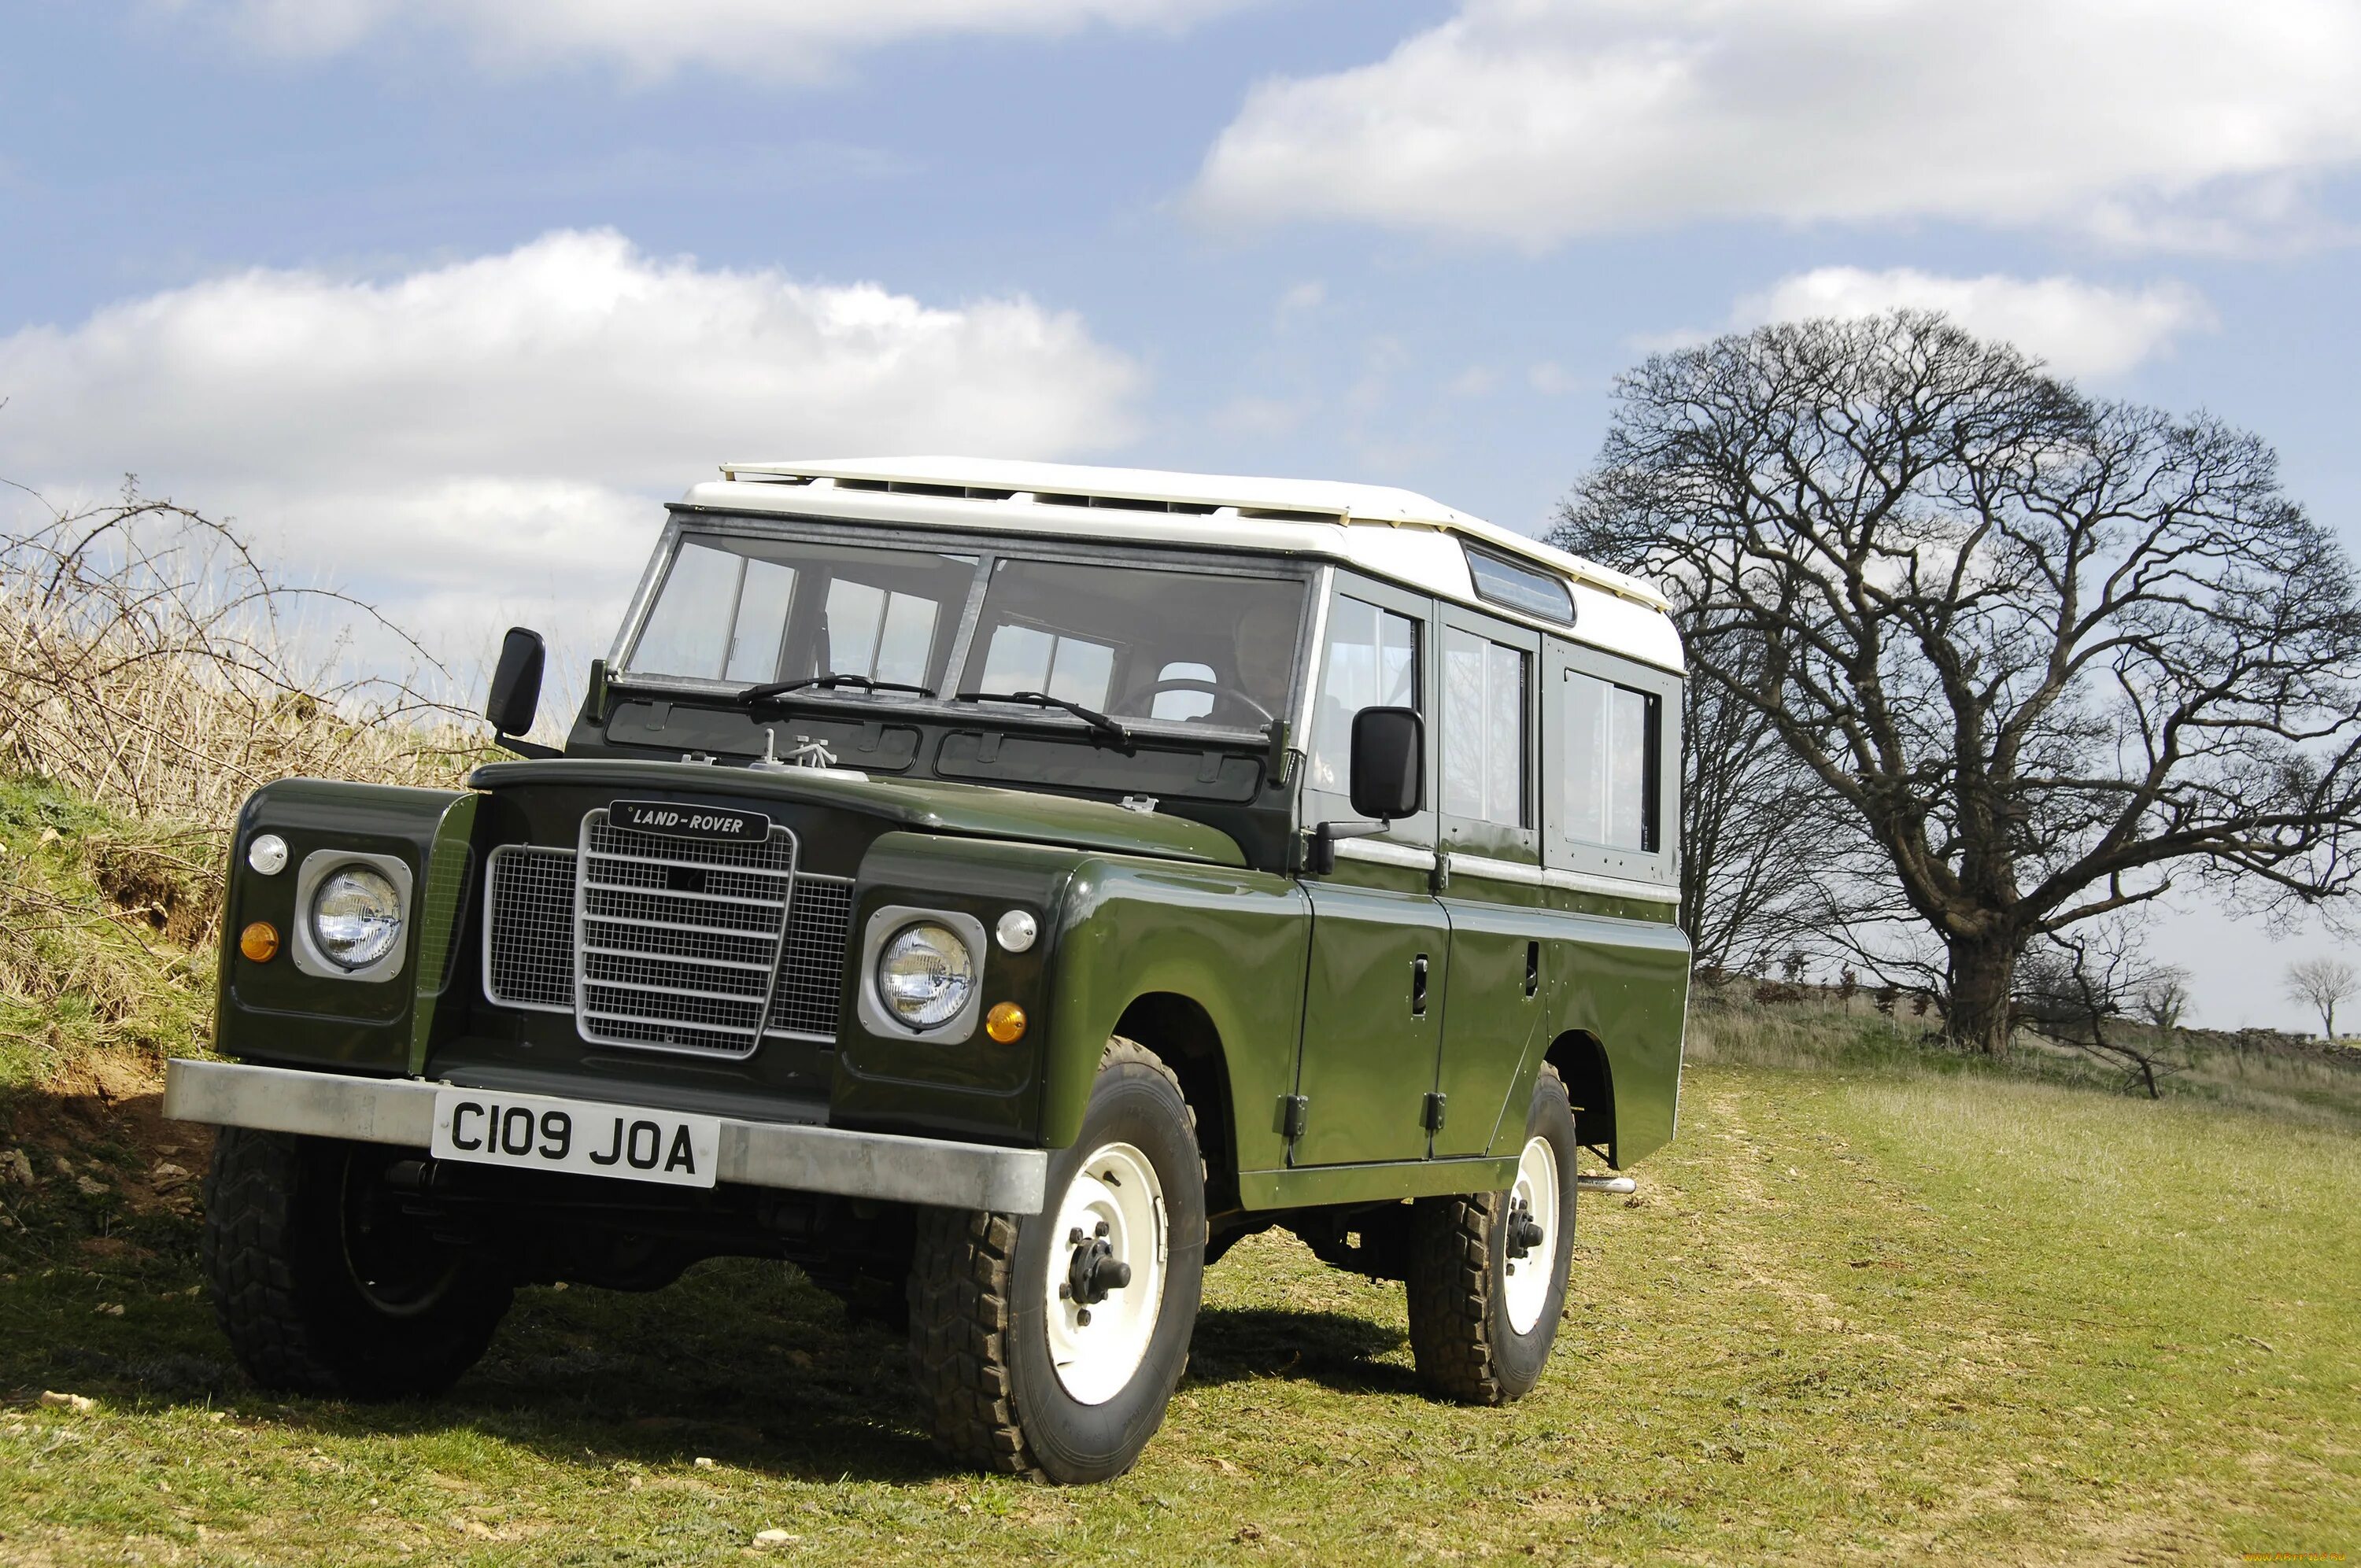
[
  {"x1": 1349, "y1": 706, "x2": 1424, "y2": 821},
  {"x1": 487, "y1": 627, "x2": 546, "y2": 740}
]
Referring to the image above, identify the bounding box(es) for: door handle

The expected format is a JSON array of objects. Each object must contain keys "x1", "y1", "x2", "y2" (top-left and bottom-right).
[
  {"x1": 1526, "y1": 940, "x2": 1541, "y2": 998},
  {"x1": 1412, "y1": 954, "x2": 1429, "y2": 1016}
]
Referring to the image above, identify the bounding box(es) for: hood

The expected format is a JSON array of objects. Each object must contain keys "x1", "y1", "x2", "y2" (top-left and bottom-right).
[{"x1": 468, "y1": 758, "x2": 1247, "y2": 868}]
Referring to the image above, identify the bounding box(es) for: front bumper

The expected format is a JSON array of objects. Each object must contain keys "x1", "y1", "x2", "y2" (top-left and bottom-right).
[{"x1": 164, "y1": 1058, "x2": 1049, "y2": 1213}]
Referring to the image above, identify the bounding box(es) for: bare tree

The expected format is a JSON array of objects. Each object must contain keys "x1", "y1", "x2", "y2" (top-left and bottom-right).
[
  {"x1": 1665, "y1": 609, "x2": 1849, "y2": 973},
  {"x1": 2282, "y1": 955, "x2": 2358, "y2": 1040},
  {"x1": 2135, "y1": 969, "x2": 2190, "y2": 1035},
  {"x1": 1560, "y1": 312, "x2": 2361, "y2": 1054},
  {"x1": 2016, "y1": 925, "x2": 2189, "y2": 1098}
]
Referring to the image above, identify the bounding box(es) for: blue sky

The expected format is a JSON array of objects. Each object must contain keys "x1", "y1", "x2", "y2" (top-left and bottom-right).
[{"x1": 6, "y1": 0, "x2": 2361, "y2": 1026}]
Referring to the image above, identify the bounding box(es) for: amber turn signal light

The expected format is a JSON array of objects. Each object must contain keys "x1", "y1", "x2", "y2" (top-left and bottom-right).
[
  {"x1": 238, "y1": 921, "x2": 280, "y2": 963},
  {"x1": 985, "y1": 1002, "x2": 1027, "y2": 1043}
]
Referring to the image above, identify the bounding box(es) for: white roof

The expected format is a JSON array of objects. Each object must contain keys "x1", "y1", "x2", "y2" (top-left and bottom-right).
[{"x1": 683, "y1": 456, "x2": 1682, "y2": 672}]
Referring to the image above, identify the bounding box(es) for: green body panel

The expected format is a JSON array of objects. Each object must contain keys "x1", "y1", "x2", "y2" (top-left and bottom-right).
[
  {"x1": 829, "y1": 832, "x2": 1079, "y2": 1144},
  {"x1": 1041, "y1": 858, "x2": 1310, "y2": 1170},
  {"x1": 1294, "y1": 873, "x2": 1450, "y2": 1164},
  {"x1": 1532, "y1": 902, "x2": 1693, "y2": 1165},
  {"x1": 405, "y1": 792, "x2": 479, "y2": 1075},
  {"x1": 1431, "y1": 891, "x2": 1551, "y2": 1158},
  {"x1": 471, "y1": 758, "x2": 1245, "y2": 867},
  {"x1": 1236, "y1": 1153, "x2": 1519, "y2": 1210},
  {"x1": 216, "y1": 778, "x2": 466, "y2": 1075}
]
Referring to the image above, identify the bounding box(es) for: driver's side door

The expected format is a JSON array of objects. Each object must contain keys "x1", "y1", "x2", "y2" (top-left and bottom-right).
[{"x1": 1288, "y1": 575, "x2": 1450, "y2": 1167}]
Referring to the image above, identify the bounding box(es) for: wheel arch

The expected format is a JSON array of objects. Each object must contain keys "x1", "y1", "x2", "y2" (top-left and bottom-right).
[
  {"x1": 1543, "y1": 1030, "x2": 1616, "y2": 1166},
  {"x1": 1110, "y1": 991, "x2": 1237, "y2": 1215}
]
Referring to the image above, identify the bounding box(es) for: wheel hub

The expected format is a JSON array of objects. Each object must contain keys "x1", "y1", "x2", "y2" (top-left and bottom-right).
[
  {"x1": 1064, "y1": 1223, "x2": 1134, "y2": 1312},
  {"x1": 1506, "y1": 1197, "x2": 1546, "y2": 1259}
]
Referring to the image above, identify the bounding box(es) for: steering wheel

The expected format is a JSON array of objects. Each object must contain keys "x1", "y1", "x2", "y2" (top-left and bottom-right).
[{"x1": 1118, "y1": 676, "x2": 1275, "y2": 727}]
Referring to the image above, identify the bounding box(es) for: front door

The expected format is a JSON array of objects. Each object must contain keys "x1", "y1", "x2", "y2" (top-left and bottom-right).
[{"x1": 1289, "y1": 575, "x2": 1448, "y2": 1165}]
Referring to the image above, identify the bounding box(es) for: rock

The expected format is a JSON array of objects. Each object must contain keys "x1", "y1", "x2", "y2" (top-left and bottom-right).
[
  {"x1": 40, "y1": 1392, "x2": 97, "y2": 1414},
  {"x1": 755, "y1": 1529, "x2": 798, "y2": 1547},
  {"x1": 94, "y1": 1303, "x2": 125, "y2": 1317},
  {"x1": 76, "y1": 1175, "x2": 108, "y2": 1197},
  {"x1": 693, "y1": 1456, "x2": 716, "y2": 1469},
  {"x1": 2, "y1": 1149, "x2": 32, "y2": 1187},
  {"x1": 151, "y1": 1162, "x2": 190, "y2": 1183}
]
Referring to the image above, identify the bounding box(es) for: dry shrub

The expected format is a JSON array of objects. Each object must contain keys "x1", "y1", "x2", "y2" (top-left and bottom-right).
[{"x1": 0, "y1": 486, "x2": 482, "y2": 825}]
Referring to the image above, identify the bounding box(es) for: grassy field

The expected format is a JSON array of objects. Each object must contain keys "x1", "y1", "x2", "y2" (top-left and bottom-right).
[{"x1": 4, "y1": 1041, "x2": 2356, "y2": 1566}]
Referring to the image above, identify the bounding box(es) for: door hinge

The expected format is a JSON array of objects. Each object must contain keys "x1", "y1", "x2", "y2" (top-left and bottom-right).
[
  {"x1": 1422, "y1": 1091, "x2": 1448, "y2": 1132},
  {"x1": 1279, "y1": 1094, "x2": 1309, "y2": 1139}
]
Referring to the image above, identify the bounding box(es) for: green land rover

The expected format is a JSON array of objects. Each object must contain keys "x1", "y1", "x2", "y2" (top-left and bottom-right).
[{"x1": 167, "y1": 457, "x2": 1690, "y2": 1483}]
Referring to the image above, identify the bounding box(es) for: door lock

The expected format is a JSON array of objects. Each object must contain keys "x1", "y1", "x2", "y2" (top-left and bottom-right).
[{"x1": 1411, "y1": 954, "x2": 1430, "y2": 1016}]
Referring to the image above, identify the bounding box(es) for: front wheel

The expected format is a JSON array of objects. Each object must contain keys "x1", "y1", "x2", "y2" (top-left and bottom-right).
[
  {"x1": 1405, "y1": 1062, "x2": 1579, "y2": 1404},
  {"x1": 201, "y1": 1129, "x2": 513, "y2": 1400},
  {"x1": 907, "y1": 1038, "x2": 1206, "y2": 1483}
]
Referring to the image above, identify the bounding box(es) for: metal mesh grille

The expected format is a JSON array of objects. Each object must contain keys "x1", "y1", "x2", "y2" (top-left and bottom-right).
[
  {"x1": 484, "y1": 847, "x2": 575, "y2": 1009},
  {"x1": 769, "y1": 875, "x2": 854, "y2": 1039},
  {"x1": 574, "y1": 811, "x2": 796, "y2": 1058},
  {"x1": 482, "y1": 828, "x2": 855, "y2": 1052}
]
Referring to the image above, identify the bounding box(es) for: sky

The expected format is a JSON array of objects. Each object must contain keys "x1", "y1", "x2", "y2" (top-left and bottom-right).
[{"x1": 5, "y1": 0, "x2": 2361, "y2": 1028}]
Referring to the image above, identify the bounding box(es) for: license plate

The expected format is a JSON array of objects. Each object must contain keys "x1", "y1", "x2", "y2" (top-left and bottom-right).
[
  {"x1": 430, "y1": 1089, "x2": 722, "y2": 1189},
  {"x1": 609, "y1": 799, "x2": 772, "y2": 843}
]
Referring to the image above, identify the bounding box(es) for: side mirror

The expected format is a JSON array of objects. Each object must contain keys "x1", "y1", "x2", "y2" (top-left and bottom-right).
[
  {"x1": 486, "y1": 627, "x2": 546, "y2": 740},
  {"x1": 1348, "y1": 706, "x2": 1424, "y2": 821}
]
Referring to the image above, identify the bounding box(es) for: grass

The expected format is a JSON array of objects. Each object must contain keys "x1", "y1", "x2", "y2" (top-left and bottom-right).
[{"x1": 2, "y1": 1052, "x2": 2355, "y2": 1565}]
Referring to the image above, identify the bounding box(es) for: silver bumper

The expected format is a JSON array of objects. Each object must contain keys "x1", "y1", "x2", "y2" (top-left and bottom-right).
[{"x1": 163, "y1": 1058, "x2": 1048, "y2": 1214}]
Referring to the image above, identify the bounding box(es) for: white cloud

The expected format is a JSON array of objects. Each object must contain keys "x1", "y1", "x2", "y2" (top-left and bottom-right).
[
  {"x1": 1192, "y1": 0, "x2": 2361, "y2": 251},
  {"x1": 0, "y1": 229, "x2": 1140, "y2": 670},
  {"x1": 186, "y1": 0, "x2": 1258, "y2": 80},
  {"x1": 1726, "y1": 267, "x2": 2215, "y2": 378},
  {"x1": 1527, "y1": 362, "x2": 1579, "y2": 396}
]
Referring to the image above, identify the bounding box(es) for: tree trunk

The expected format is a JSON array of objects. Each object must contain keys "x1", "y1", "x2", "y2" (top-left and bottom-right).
[{"x1": 1947, "y1": 937, "x2": 2019, "y2": 1057}]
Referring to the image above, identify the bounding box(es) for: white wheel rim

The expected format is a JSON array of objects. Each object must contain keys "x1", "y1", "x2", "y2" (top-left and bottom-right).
[
  {"x1": 1044, "y1": 1141, "x2": 1168, "y2": 1406},
  {"x1": 1503, "y1": 1134, "x2": 1560, "y2": 1335}
]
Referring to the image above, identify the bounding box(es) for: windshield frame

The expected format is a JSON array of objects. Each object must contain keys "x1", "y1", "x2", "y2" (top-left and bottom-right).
[{"x1": 608, "y1": 510, "x2": 1325, "y2": 747}]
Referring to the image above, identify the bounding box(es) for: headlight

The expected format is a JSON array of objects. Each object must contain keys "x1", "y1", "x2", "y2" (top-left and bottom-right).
[
  {"x1": 876, "y1": 921, "x2": 976, "y2": 1031},
  {"x1": 309, "y1": 865, "x2": 404, "y2": 971}
]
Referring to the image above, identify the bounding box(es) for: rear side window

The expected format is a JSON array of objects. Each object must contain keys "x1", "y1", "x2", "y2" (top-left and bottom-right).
[
  {"x1": 1562, "y1": 671, "x2": 1659, "y2": 851},
  {"x1": 1442, "y1": 627, "x2": 1528, "y2": 826}
]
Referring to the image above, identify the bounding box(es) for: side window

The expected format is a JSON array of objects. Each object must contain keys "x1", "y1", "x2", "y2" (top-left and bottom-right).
[
  {"x1": 1562, "y1": 671, "x2": 1660, "y2": 851},
  {"x1": 1442, "y1": 627, "x2": 1528, "y2": 825},
  {"x1": 1309, "y1": 596, "x2": 1419, "y2": 792}
]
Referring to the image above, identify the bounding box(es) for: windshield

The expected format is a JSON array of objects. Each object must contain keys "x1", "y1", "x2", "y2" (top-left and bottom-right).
[
  {"x1": 623, "y1": 532, "x2": 1308, "y2": 733},
  {"x1": 967, "y1": 559, "x2": 1304, "y2": 729},
  {"x1": 627, "y1": 536, "x2": 976, "y2": 690}
]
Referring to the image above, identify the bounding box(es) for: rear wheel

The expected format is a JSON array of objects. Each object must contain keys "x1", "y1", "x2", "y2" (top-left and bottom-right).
[
  {"x1": 1404, "y1": 1063, "x2": 1578, "y2": 1404},
  {"x1": 202, "y1": 1129, "x2": 513, "y2": 1400},
  {"x1": 907, "y1": 1038, "x2": 1206, "y2": 1483}
]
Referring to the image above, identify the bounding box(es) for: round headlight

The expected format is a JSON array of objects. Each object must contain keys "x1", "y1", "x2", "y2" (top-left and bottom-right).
[
  {"x1": 877, "y1": 921, "x2": 976, "y2": 1031},
  {"x1": 310, "y1": 865, "x2": 403, "y2": 971}
]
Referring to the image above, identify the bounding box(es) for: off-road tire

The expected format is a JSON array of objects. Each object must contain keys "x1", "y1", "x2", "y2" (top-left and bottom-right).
[
  {"x1": 1405, "y1": 1063, "x2": 1578, "y2": 1404},
  {"x1": 907, "y1": 1037, "x2": 1206, "y2": 1483},
  {"x1": 202, "y1": 1128, "x2": 513, "y2": 1400}
]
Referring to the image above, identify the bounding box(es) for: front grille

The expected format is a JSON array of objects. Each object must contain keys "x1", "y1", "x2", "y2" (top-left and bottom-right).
[
  {"x1": 481, "y1": 815, "x2": 855, "y2": 1056},
  {"x1": 575, "y1": 811, "x2": 796, "y2": 1057}
]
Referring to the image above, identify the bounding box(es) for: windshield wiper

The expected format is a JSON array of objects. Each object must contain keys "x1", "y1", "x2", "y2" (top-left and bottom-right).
[
  {"x1": 740, "y1": 673, "x2": 934, "y2": 705},
  {"x1": 952, "y1": 689, "x2": 1133, "y2": 749}
]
